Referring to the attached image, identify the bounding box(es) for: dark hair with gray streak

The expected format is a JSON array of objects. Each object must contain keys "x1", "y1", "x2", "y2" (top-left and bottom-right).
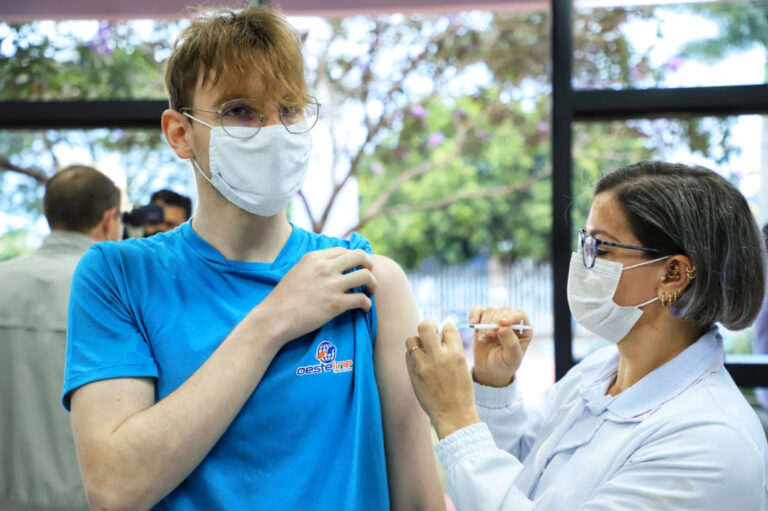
[{"x1": 595, "y1": 161, "x2": 765, "y2": 331}]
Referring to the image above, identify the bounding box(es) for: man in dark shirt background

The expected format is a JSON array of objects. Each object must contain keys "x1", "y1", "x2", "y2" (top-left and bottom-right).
[{"x1": 143, "y1": 188, "x2": 192, "y2": 236}]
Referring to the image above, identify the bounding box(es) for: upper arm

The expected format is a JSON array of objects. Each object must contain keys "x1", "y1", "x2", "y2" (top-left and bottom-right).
[
  {"x1": 69, "y1": 377, "x2": 156, "y2": 497},
  {"x1": 370, "y1": 254, "x2": 445, "y2": 510},
  {"x1": 64, "y1": 246, "x2": 158, "y2": 409}
]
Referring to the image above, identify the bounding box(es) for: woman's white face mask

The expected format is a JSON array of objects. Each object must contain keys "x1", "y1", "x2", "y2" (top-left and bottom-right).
[{"x1": 566, "y1": 252, "x2": 669, "y2": 343}]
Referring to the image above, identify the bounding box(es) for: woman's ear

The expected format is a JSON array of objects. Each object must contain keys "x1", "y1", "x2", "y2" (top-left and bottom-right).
[
  {"x1": 162, "y1": 109, "x2": 195, "y2": 159},
  {"x1": 658, "y1": 255, "x2": 694, "y2": 306}
]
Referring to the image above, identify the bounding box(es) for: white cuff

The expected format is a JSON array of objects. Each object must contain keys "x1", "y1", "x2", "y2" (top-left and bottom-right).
[
  {"x1": 435, "y1": 422, "x2": 497, "y2": 471},
  {"x1": 473, "y1": 378, "x2": 519, "y2": 409}
]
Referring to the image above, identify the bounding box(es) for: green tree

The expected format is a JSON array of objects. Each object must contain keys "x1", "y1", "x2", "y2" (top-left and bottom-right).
[
  {"x1": 0, "y1": 8, "x2": 741, "y2": 268},
  {"x1": 0, "y1": 229, "x2": 33, "y2": 261},
  {"x1": 673, "y1": 1, "x2": 768, "y2": 186},
  {"x1": 0, "y1": 21, "x2": 186, "y2": 227},
  {"x1": 675, "y1": 1, "x2": 768, "y2": 69},
  {"x1": 307, "y1": 9, "x2": 665, "y2": 267}
]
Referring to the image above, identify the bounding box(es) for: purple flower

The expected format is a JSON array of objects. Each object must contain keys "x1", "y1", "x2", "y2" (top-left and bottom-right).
[
  {"x1": 411, "y1": 104, "x2": 427, "y2": 119},
  {"x1": 475, "y1": 130, "x2": 491, "y2": 141},
  {"x1": 89, "y1": 22, "x2": 114, "y2": 57},
  {"x1": 426, "y1": 132, "x2": 445, "y2": 148},
  {"x1": 97, "y1": 22, "x2": 112, "y2": 41},
  {"x1": 371, "y1": 163, "x2": 385, "y2": 175},
  {"x1": 537, "y1": 122, "x2": 550, "y2": 133},
  {"x1": 666, "y1": 56, "x2": 686, "y2": 72}
]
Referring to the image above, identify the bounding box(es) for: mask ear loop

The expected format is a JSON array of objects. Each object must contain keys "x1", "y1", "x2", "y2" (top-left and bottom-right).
[
  {"x1": 190, "y1": 158, "x2": 216, "y2": 187},
  {"x1": 623, "y1": 255, "x2": 669, "y2": 271},
  {"x1": 636, "y1": 295, "x2": 659, "y2": 308},
  {"x1": 183, "y1": 112, "x2": 218, "y2": 186},
  {"x1": 622, "y1": 256, "x2": 669, "y2": 309}
]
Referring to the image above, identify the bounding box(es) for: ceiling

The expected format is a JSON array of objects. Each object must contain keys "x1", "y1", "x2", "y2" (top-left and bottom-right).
[{"x1": 1, "y1": 0, "x2": 545, "y2": 22}]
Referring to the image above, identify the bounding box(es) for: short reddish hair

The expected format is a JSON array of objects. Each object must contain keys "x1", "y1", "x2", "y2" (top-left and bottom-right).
[{"x1": 164, "y1": 7, "x2": 309, "y2": 111}]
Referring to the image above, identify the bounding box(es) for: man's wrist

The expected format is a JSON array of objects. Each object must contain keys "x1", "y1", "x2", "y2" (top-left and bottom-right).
[{"x1": 245, "y1": 305, "x2": 285, "y2": 349}]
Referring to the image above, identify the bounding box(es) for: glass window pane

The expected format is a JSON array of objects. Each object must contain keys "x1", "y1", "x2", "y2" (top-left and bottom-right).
[
  {"x1": 1, "y1": 9, "x2": 557, "y2": 404},
  {"x1": 571, "y1": 115, "x2": 768, "y2": 370},
  {"x1": 0, "y1": 20, "x2": 183, "y2": 100},
  {"x1": 0, "y1": 128, "x2": 193, "y2": 249},
  {"x1": 293, "y1": 10, "x2": 557, "y2": 405},
  {"x1": 573, "y1": 1, "x2": 768, "y2": 90}
]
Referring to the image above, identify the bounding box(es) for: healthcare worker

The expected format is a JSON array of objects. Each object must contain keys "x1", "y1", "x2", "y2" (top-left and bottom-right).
[{"x1": 406, "y1": 160, "x2": 768, "y2": 510}]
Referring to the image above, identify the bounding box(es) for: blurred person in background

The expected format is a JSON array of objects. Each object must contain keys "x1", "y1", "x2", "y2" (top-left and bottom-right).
[
  {"x1": 0, "y1": 164, "x2": 121, "y2": 510},
  {"x1": 143, "y1": 188, "x2": 192, "y2": 236},
  {"x1": 62, "y1": 6, "x2": 444, "y2": 511},
  {"x1": 122, "y1": 189, "x2": 192, "y2": 238},
  {"x1": 406, "y1": 161, "x2": 768, "y2": 510}
]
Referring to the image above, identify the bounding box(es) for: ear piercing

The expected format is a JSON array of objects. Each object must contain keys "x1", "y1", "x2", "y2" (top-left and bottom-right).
[
  {"x1": 661, "y1": 266, "x2": 679, "y2": 281},
  {"x1": 660, "y1": 291, "x2": 680, "y2": 307}
]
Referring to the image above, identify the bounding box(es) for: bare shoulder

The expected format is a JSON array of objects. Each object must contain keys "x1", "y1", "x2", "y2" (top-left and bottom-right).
[
  {"x1": 370, "y1": 254, "x2": 409, "y2": 291},
  {"x1": 369, "y1": 254, "x2": 419, "y2": 348}
]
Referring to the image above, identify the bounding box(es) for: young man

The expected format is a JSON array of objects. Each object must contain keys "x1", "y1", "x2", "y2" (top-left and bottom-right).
[
  {"x1": 63, "y1": 7, "x2": 444, "y2": 510},
  {"x1": 0, "y1": 165, "x2": 121, "y2": 510}
]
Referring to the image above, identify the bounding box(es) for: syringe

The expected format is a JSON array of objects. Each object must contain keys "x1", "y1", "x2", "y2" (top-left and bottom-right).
[{"x1": 455, "y1": 321, "x2": 533, "y2": 333}]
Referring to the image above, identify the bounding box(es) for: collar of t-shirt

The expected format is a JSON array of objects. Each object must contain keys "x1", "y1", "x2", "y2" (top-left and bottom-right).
[{"x1": 179, "y1": 220, "x2": 307, "y2": 273}]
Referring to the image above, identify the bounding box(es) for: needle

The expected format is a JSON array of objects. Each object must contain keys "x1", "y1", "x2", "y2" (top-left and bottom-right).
[{"x1": 455, "y1": 321, "x2": 533, "y2": 332}]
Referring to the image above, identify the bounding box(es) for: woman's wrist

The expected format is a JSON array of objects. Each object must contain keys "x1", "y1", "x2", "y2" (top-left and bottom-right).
[
  {"x1": 472, "y1": 368, "x2": 516, "y2": 388},
  {"x1": 432, "y1": 409, "x2": 482, "y2": 440}
]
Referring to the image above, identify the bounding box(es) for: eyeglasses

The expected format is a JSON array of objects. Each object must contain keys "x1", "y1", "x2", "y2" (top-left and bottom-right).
[
  {"x1": 180, "y1": 96, "x2": 320, "y2": 139},
  {"x1": 578, "y1": 228, "x2": 664, "y2": 269}
]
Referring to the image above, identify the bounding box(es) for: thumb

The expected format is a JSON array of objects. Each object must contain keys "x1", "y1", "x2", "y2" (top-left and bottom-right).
[{"x1": 497, "y1": 326, "x2": 520, "y2": 353}]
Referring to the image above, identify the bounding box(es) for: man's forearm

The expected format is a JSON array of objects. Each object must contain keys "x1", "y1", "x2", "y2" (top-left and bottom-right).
[{"x1": 72, "y1": 306, "x2": 283, "y2": 511}]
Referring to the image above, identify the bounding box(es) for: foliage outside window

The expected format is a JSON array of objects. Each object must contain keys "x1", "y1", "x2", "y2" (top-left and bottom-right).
[{"x1": 0, "y1": 4, "x2": 764, "y2": 273}]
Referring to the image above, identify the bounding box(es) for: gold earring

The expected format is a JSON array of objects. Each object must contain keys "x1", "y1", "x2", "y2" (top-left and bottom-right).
[
  {"x1": 660, "y1": 292, "x2": 668, "y2": 307},
  {"x1": 685, "y1": 266, "x2": 696, "y2": 282},
  {"x1": 665, "y1": 267, "x2": 679, "y2": 281}
]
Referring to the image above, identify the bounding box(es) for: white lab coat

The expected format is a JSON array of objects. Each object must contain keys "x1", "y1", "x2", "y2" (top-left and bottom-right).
[{"x1": 436, "y1": 329, "x2": 768, "y2": 510}]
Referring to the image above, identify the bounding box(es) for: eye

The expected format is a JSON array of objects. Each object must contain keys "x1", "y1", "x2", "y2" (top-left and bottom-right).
[
  {"x1": 221, "y1": 100, "x2": 262, "y2": 125},
  {"x1": 278, "y1": 104, "x2": 303, "y2": 124}
]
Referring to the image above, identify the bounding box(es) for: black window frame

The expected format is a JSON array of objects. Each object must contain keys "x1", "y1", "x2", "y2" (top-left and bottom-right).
[{"x1": 551, "y1": 0, "x2": 768, "y2": 386}]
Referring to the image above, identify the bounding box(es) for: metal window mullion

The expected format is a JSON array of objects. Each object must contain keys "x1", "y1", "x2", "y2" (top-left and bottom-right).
[{"x1": 552, "y1": 0, "x2": 574, "y2": 381}]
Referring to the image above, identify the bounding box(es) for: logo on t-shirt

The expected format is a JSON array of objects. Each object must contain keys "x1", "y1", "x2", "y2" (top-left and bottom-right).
[{"x1": 296, "y1": 341, "x2": 354, "y2": 376}]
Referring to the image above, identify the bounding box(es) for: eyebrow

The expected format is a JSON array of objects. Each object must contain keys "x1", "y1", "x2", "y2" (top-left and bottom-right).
[
  {"x1": 210, "y1": 91, "x2": 246, "y2": 108},
  {"x1": 588, "y1": 229, "x2": 619, "y2": 242}
]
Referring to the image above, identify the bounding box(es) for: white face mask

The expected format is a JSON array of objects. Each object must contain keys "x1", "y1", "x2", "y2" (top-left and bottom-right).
[
  {"x1": 567, "y1": 252, "x2": 669, "y2": 344},
  {"x1": 189, "y1": 122, "x2": 312, "y2": 216}
]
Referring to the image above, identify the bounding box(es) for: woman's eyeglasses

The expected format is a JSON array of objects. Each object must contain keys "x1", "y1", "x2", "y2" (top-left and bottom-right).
[{"x1": 578, "y1": 228, "x2": 664, "y2": 269}]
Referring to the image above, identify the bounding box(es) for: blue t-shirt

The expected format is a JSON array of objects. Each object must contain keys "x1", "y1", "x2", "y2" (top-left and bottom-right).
[{"x1": 63, "y1": 222, "x2": 390, "y2": 510}]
